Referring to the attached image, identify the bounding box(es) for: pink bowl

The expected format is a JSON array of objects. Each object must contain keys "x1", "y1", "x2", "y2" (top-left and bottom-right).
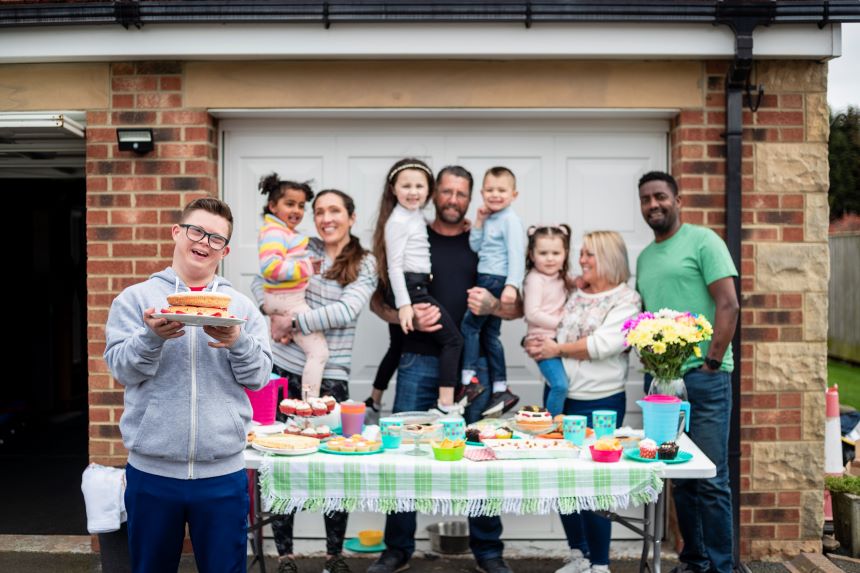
[{"x1": 589, "y1": 445, "x2": 622, "y2": 463}]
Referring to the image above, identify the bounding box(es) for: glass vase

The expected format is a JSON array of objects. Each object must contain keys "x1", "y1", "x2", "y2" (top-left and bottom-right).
[{"x1": 647, "y1": 377, "x2": 688, "y2": 402}]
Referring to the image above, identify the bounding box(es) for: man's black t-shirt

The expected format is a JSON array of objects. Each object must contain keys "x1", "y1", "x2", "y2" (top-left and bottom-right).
[{"x1": 402, "y1": 226, "x2": 477, "y2": 356}]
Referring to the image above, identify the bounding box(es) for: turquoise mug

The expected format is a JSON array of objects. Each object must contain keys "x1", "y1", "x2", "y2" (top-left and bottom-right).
[
  {"x1": 562, "y1": 415, "x2": 587, "y2": 446},
  {"x1": 592, "y1": 410, "x2": 617, "y2": 439},
  {"x1": 379, "y1": 417, "x2": 403, "y2": 449},
  {"x1": 441, "y1": 418, "x2": 466, "y2": 442}
]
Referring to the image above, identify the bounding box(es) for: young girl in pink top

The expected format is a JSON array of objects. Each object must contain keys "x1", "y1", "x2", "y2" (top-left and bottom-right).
[
  {"x1": 523, "y1": 224, "x2": 571, "y2": 416},
  {"x1": 258, "y1": 173, "x2": 327, "y2": 399}
]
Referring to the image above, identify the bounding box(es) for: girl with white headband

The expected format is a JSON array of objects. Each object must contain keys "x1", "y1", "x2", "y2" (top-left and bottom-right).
[{"x1": 371, "y1": 158, "x2": 464, "y2": 414}]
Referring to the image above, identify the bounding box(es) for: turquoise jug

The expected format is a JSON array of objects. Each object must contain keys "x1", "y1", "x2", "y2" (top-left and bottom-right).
[{"x1": 636, "y1": 394, "x2": 690, "y2": 444}]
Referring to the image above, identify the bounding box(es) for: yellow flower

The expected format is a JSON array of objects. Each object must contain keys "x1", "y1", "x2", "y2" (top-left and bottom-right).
[
  {"x1": 652, "y1": 341, "x2": 667, "y2": 354},
  {"x1": 693, "y1": 346, "x2": 702, "y2": 358}
]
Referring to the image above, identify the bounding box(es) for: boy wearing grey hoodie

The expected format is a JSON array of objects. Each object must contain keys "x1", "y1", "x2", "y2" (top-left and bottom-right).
[{"x1": 104, "y1": 198, "x2": 272, "y2": 573}]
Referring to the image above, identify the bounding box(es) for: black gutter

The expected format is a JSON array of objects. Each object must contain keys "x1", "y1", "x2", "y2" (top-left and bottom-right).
[
  {"x1": 2, "y1": 1, "x2": 860, "y2": 28},
  {"x1": 715, "y1": 3, "x2": 774, "y2": 570}
]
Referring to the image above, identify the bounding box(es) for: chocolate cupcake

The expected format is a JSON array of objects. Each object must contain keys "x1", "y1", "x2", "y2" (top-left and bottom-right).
[
  {"x1": 658, "y1": 441, "x2": 679, "y2": 460},
  {"x1": 465, "y1": 428, "x2": 481, "y2": 444}
]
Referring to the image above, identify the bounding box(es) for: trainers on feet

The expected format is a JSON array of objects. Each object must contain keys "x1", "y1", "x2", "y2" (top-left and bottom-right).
[
  {"x1": 455, "y1": 378, "x2": 486, "y2": 405},
  {"x1": 481, "y1": 390, "x2": 520, "y2": 417},
  {"x1": 476, "y1": 557, "x2": 514, "y2": 573},
  {"x1": 590, "y1": 566, "x2": 610, "y2": 573},
  {"x1": 277, "y1": 558, "x2": 299, "y2": 573},
  {"x1": 324, "y1": 555, "x2": 351, "y2": 573},
  {"x1": 367, "y1": 549, "x2": 410, "y2": 573},
  {"x1": 554, "y1": 549, "x2": 590, "y2": 573}
]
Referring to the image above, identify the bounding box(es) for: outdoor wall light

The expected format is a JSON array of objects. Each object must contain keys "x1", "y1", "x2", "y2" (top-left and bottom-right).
[{"x1": 116, "y1": 128, "x2": 154, "y2": 154}]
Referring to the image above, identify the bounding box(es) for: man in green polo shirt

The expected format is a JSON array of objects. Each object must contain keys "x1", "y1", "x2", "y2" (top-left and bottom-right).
[{"x1": 635, "y1": 171, "x2": 739, "y2": 573}]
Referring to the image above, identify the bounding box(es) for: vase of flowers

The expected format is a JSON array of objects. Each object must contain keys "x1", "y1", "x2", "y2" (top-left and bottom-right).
[{"x1": 622, "y1": 309, "x2": 714, "y2": 400}]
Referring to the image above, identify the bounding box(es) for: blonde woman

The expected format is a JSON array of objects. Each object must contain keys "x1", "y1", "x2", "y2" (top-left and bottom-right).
[{"x1": 525, "y1": 231, "x2": 641, "y2": 573}]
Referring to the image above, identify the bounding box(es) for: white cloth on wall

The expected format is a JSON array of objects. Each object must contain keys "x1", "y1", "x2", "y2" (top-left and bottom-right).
[{"x1": 81, "y1": 463, "x2": 127, "y2": 534}]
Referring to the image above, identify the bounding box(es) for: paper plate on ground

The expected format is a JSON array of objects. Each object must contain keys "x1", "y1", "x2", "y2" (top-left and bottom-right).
[
  {"x1": 344, "y1": 538, "x2": 386, "y2": 553},
  {"x1": 623, "y1": 449, "x2": 693, "y2": 464}
]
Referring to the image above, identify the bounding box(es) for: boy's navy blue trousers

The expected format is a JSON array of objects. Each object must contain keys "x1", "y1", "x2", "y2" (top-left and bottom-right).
[{"x1": 125, "y1": 463, "x2": 249, "y2": 573}]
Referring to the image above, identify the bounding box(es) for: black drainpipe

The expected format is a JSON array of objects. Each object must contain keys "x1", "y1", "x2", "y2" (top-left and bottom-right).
[{"x1": 715, "y1": 2, "x2": 775, "y2": 571}]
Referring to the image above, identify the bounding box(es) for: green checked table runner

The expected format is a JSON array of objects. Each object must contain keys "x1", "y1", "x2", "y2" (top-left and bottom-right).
[{"x1": 258, "y1": 450, "x2": 663, "y2": 517}]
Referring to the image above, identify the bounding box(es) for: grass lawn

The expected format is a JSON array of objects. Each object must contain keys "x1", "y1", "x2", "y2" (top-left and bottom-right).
[{"x1": 831, "y1": 359, "x2": 860, "y2": 411}]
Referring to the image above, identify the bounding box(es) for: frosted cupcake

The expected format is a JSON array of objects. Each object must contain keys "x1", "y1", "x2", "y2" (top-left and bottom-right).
[{"x1": 638, "y1": 438, "x2": 658, "y2": 459}]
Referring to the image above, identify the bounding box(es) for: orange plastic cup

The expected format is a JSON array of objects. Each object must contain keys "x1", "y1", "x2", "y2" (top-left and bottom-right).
[{"x1": 340, "y1": 401, "x2": 366, "y2": 437}]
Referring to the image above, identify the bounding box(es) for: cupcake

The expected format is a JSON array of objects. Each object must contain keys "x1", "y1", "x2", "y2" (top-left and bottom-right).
[
  {"x1": 658, "y1": 441, "x2": 679, "y2": 460},
  {"x1": 354, "y1": 442, "x2": 370, "y2": 452},
  {"x1": 279, "y1": 399, "x2": 297, "y2": 416},
  {"x1": 310, "y1": 399, "x2": 327, "y2": 416},
  {"x1": 300, "y1": 427, "x2": 318, "y2": 437},
  {"x1": 321, "y1": 395, "x2": 337, "y2": 412},
  {"x1": 638, "y1": 438, "x2": 658, "y2": 459},
  {"x1": 465, "y1": 428, "x2": 481, "y2": 443},
  {"x1": 295, "y1": 401, "x2": 312, "y2": 417},
  {"x1": 495, "y1": 426, "x2": 513, "y2": 439},
  {"x1": 316, "y1": 425, "x2": 332, "y2": 439},
  {"x1": 479, "y1": 427, "x2": 497, "y2": 441}
]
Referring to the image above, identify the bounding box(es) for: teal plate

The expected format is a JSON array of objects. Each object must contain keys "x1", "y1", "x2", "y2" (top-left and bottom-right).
[
  {"x1": 318, "y1": 444, "x2": 385, "y2": 456},
  {"x1": 344, "y1": 538, "x2": 386, "y2": 553},
  {"x1": 624, "y1": 449, "x2": 693, "y2": 464}
]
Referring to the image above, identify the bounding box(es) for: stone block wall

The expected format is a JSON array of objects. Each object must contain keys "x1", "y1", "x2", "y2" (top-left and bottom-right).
[
  {"x1": 670, "y1": 60, "x2": 829, "y2": 559},
  {"x1": 86, "y1": 61, "x2": 218, "y2": 467}
]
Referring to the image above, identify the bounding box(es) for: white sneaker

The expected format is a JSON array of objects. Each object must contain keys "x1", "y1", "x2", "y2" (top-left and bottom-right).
[
  {"x1": 555, "y1": 549, "x2": 591, "y2": 573},
  {"x1": 590, "y1": 565, "x2": 611, "y2": 573}
]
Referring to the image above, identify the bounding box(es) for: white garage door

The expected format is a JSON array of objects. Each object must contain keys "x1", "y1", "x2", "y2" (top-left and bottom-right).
[{"x1": 221, "y1": 115, "x2": 667, "y2": 543}]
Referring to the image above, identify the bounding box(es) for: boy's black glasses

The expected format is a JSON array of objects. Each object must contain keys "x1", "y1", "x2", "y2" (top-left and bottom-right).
[{"x1": 179, "y1": 224, "x2": 229, "y2": 250}]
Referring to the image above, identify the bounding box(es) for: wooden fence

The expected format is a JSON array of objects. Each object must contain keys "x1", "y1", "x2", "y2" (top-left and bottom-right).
[{"x1": 829, "y1": 233, "x2": 860, "y2": 363}]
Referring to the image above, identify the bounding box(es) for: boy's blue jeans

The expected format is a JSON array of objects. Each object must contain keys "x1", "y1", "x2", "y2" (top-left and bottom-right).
[
  {"x1": 460, "y1": 273, "x2": 507, "y2": 384},
  {"x1": 538, "y1": 357, "x2": 568, "y2": 417},
  {"x1": 387, "y1": 353, "x2": 504, "y2": 563}
]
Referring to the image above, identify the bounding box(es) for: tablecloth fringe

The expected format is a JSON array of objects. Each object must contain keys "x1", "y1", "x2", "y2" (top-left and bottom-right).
[
  {"x1": 259, "y1": 459, "x2": 663, "y2": 516},
  {"x1": 261, "y1": 489, "x2": 662, "y2": 517}
]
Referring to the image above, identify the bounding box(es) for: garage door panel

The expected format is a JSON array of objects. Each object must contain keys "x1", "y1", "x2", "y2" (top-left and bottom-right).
[
  {"x1": 222, "y1": 117, "x2": 666, "y2": 543},
  {"x1": 222, "y1": 118, "x2": 666, "y2": 390},
  {"x1": 567, "y1": 157, "x2": 649, "y2": 233}
]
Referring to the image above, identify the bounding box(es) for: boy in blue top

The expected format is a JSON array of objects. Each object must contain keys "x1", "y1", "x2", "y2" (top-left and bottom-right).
[{"x1": 462, "y1": 166, "x2": 525, "y2": 416}]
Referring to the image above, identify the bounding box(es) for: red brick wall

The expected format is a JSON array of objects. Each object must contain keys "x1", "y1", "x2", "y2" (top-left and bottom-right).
[
  {"x1": 86, "y1": 61, "x2": 218, "y2": 466},
  {"x1": 670, "y1": 61, "x2": 822, "y2": 559}
]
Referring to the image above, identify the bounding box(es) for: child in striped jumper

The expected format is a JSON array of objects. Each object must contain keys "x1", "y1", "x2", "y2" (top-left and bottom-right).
[{"x1": 258, "y1": 173, "x2": 327, "y2": 399}]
